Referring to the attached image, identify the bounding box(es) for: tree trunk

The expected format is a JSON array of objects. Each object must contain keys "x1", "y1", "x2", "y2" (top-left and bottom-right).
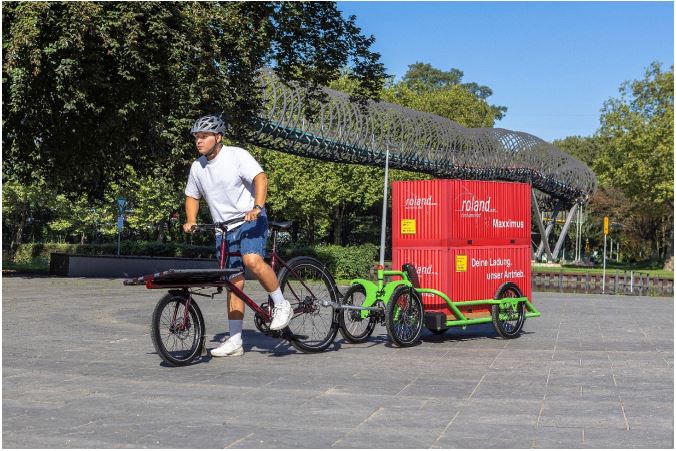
[
  {"x1": 10, "y1": 209, "x2": 27, "y2": 257},
  {"x1": 308, "y1": 216, "x2": 315, "y2": 245},
  {"x1": 333, "y1": 205, "x2": 344, "y2": 245},
  {"x1": 157, "y1": 222, "x2": 165, "y2": 243}
]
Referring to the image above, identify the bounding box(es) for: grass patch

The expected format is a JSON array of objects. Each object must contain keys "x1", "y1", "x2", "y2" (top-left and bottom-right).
[
  {"x1": 533, "y1": 264, "x2": 673, "y2": 279},
  {"x1": 2, "y1": 260, "x2": 49, "y2": 274}
]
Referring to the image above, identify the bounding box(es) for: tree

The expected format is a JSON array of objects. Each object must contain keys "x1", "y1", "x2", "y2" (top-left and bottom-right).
[
  {"x1": 595, "y1": 62, "x2": 673, "y2": 260},
  {"x1": 383, "y1": 83, "x2": 498, "y2": 128},
  {"x1": 554, "y1": 63, "x2": 674, "y2": 263},
  {"x1": 2, "y1": 2, "x2": 386, "y2": 199},
  {"x1": 400, "y1": 62, "x2": 507, "y2": 121},
  {"x1": 2, "y1": 177, "x2": 52, "y2": 253},
  {"x1": 552, "y1": 135, "x2": 604, "y2": 168},
  {"x1": 106, "y1": 166, "x2": 186, "y2": 243},
  {"x1": 596, "y1": 63, "x2": 673, "y2": 206}
]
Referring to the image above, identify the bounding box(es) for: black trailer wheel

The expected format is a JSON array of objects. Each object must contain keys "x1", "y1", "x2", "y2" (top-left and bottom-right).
[
  {"x1": 491, "y1": 284, "x2": 526, "y2": 339},
  {"x1": 339, "y1": 285, "x2": 377, "y2": 343},
  {"x1": 386, "y1": 286, "x2": 423, "y2": 347}
]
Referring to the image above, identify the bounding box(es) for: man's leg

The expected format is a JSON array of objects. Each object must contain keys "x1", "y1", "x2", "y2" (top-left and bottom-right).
[
  {"x1": 211, "y1": 230, "x2": 245, "y2": 357},
  {"x1": 227, "y1": 275, "x2": 246, "y2": 320},
  {"x1": 242, "y1": 253, "x2": 278, "y2": 291},
  {"x1": 211, "y1": 276, "x2": 246, "y2": 357},
  {"x1": 242, "y1": 253, "x2": 292, "y2": 330}
]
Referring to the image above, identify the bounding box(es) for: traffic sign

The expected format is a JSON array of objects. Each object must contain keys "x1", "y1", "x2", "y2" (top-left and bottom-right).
[
  {"x1": 603, "y1": 216, "x2": 609, "y2": 235},
  {"x1": 116, "y1": 197, "x2": 127, "y2": 215}
]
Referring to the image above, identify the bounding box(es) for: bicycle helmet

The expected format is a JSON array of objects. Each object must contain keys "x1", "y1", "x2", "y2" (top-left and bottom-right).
[{"x1": 191, "y1": 115, "x2": 226, "y2": 135}]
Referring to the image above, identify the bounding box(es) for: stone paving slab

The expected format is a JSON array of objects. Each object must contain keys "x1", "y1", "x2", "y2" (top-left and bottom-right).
[{"x1": 2, "y1": 276, "x2": 674, "y2": 448}]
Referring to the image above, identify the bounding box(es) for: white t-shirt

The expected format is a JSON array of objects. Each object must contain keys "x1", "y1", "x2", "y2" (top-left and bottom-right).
[{"x1": 185, "y1": 146, "x2": 264, "y2": 230}]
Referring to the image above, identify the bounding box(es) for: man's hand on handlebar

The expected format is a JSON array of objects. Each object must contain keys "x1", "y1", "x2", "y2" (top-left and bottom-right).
[
  {"x1": 183, "y1": 222, "x2": 197, "y2": 233},
  {"x1": 244, "y1": 208, "x2": 261, "y2": 222}
]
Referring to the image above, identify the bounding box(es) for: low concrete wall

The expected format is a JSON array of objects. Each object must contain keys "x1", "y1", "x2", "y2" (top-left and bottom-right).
[{"x1": 50, "y1": 253, "x2": 219, "y2": 278}]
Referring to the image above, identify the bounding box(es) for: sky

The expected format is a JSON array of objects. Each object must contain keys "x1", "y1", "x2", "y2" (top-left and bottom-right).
[{"x1": 336, "y1": 1, "x2": 674, "y2": 142}]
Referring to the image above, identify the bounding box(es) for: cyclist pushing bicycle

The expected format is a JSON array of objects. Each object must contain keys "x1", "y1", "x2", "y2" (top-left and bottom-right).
[{"x1": 183, "y1": 114, "x2": 293, "y2": 358}]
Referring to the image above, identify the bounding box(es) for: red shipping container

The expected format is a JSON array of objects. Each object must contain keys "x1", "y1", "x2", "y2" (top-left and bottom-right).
[
  {"x1": 392, "y1": 179, "x2": 531, "y2": 247},
  {"x1": 392, "y1": 246, "x2": 532, "y2": 319}
]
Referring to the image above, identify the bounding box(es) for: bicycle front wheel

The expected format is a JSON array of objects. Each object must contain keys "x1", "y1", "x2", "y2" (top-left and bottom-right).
[
  {"x1": 277, "y1": 257, "x2": 340, "y2": 353},
  {"x1": 150, "y1": 292, "x2": 205, "y2": 366},
  {"x1": 386, "y1": 286, "x2": 423, "y2": 347}
]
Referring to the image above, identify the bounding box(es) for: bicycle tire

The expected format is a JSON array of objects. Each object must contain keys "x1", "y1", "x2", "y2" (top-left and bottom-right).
[
  {"x1": 491, "y1": 284, "x2": 526, "y2": 339},
  {"x1": 276, "y1": 256, "x2": 340, "y2": 352},
  {"x1": 150, "y1": 292, "x2": 205, "y2": 366},
  {"x1": 339, "y1": 284, "x2": 376, "y2": 343},
  {"x1": 386, "y1": 286, "x2": 423, "y2": 347}
]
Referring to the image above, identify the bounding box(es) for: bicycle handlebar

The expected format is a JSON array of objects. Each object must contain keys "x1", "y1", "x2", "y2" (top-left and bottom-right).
[{"x1": 191, "y1": 216, "x2": 246, "y2": 233}]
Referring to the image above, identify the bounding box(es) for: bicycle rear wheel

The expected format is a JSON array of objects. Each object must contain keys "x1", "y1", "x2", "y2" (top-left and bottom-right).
[
  {"x1": 277, "y1": 257, "x2": 340, "y2": 352},
  {"x1": 150, "y1": 292, "x2": 205, "y2": 366}
]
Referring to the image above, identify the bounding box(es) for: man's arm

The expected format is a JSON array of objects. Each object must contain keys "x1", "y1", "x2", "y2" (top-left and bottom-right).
[
  {"x1": 245, "y1": 172, "x2": 267, "y2": 222},
  {"x1": 183, "y1": 196, "x2": 200, "y2": 233}
]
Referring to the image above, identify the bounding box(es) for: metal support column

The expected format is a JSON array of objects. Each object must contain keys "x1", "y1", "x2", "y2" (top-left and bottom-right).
[
  {"x1": 552, "y1": 203, "x2": 579, "y2": 260},
  {"x1": 531, "y1": 190, "x2": 555, "y2": 262}
]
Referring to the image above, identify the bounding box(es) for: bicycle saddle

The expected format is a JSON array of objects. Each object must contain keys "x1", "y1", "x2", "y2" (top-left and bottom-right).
[{"x1": 269, "y1": 220, "x2": 293, "y2": 231}]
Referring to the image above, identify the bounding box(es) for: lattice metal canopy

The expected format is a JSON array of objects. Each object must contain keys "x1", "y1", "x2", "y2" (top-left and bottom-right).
[{"x1": 237, "y1": 70, "x2": 597, "y2": 205}]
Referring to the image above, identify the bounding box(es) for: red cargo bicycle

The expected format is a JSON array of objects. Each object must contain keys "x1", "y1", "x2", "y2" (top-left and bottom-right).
[{"x1": 124, "y1": 217, "x2": 340, "y2": 366}]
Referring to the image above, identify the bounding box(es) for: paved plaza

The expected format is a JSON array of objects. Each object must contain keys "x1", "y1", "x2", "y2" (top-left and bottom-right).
[{"x1": 3, "y1": 276, "x2": 674, "y2": 448}]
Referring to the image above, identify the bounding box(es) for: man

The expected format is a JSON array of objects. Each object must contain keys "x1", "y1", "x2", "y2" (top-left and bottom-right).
[{"x1": 183, "y1": 114, "x2": 292, "y2": 357}]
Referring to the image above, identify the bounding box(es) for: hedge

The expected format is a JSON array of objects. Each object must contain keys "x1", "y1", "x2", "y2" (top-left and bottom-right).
[
  {"x1": 10, "y1": 241, "x2": 379, "y2": 279},
  {"x1": 10, "y1": 242, "x2": 214, "y2": 265},
  {"x1": 277, "y1": 243, "x2": 378, "y2": 279}
]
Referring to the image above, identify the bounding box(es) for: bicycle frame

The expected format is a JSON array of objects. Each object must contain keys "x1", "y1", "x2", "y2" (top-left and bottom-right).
[
  {"x1": 349, "y1": 267, "x2": 541, "y2": 328},
  {"x1": 142, "y1": 221, "x2": 321, "y2": 325}
]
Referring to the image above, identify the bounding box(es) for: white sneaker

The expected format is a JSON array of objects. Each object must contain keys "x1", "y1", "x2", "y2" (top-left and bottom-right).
[
  {"x1": 210, "y1": 338, "x2": 244, "y2": 357},
  {"x1": 269, "y1": 301, "x2": 293, "y2": 330}
]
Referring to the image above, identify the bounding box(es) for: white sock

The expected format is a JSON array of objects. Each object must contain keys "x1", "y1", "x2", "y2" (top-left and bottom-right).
[
  {"x1": 268, "y1": 287, "x2": 289, "y2": 306},
  {"x1": 228, "y1": 319, "x2": 243, "y2": 345}
]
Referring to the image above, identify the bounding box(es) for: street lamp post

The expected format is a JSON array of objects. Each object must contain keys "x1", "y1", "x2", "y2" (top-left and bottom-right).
[
  {"x1": 379, "y1": 147, "x2": 390, "y2": 267},
  {"x1": 116, "y1": 197, "x2": 127, "y2": 256}
]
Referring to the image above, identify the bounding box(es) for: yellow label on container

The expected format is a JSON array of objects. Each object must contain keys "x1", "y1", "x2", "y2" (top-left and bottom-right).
[
  {"x1": 401, "y1": 219, "x2": 416, "y2": 235},
  {"x1": 456, "y1": 255, "x2": 467, "y2": 272}
]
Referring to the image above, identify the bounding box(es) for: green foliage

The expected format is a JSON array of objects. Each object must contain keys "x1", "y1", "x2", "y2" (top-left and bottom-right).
[
  {"x1": 383, "y1": 83, "x2": 497, "y2": 128},
  {"x1": 553, "y1": 62, "x2": 674, "y2": 262},
  {"x1": 2, "y1": 176, "x2": 56, "y2": 252},
  {"x1": 596, "y1": 62, "x2": 674, "y2": 207},
  {"x1": 107, "y1": 165, "x2": 185, "y2": 242},
  {"x1": 279, "y1": 242, "x2": 378, "y2": 279},
  {"x1": 400, "y1": 62, "x2": 507, "y2": 121},
  {"x1": 3, "y1": 1, "x2": 386, "y2": 199},
  {"x1": 250, "y1": 146, "x2": 385, "y2": 244},
  {"x1": 2, "y1": 3, "x2": 510, "y2": 252}
]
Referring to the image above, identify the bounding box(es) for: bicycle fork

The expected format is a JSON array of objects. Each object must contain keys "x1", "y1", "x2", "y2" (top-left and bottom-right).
[{"x1": 170, "y1": 292, "x2": 193, "y2": 332}]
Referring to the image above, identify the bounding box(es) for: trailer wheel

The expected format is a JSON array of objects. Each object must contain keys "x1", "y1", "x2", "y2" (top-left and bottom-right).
[
  {"x1": 386, "y1": 287, "x2": 423, "y2": 347},
  {"x1": 491, "y1": 284, "x2": 526, "y2": 339}
]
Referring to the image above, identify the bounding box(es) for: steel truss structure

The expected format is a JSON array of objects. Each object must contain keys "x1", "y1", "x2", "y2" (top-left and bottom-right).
[{"x1": 236, "y1": 71, "x2": 597, "y2": 260}]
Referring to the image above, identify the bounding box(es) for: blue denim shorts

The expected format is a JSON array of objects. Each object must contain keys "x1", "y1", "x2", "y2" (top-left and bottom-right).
[{"x1": 215, "y1": 213, "x2": 268, "y2": 279}]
